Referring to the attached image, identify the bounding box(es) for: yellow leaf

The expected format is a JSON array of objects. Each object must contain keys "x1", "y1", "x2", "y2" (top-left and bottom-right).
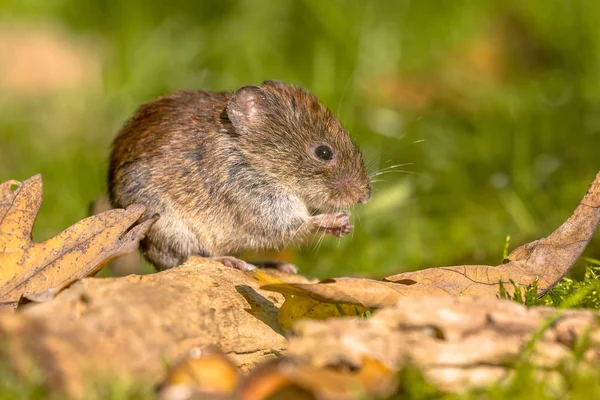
[
  {"x1": 277, "y1": 293, "x2": 369, "y2": 331},
  {"x1": 245, "y1": 269, "x2": 285, "y2": 286},
  {"x1": 236, "y1": 357, "x2": 396, "y2": 400},
  {"x1": 0, "y1": 175, "x2": 155, "y2": 309},
  {"x1": 158, "y1": 347, "x2": 239, "y2": 399},
  {"x1": 261, "y1": 279, "x2": 380, "y2": 331}
]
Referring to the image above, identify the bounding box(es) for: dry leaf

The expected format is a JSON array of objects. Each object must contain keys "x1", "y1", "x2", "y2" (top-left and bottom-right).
[
  {"x1": 287, "y1": 296, "x2": 600, "y2": 393},
  {"x1": 277, "y1": 291, "x2": 369, "y2": 331},
  {"x1": 263, "y1": 277, "x2": 449, "y2": 308},
  {"x1": 0, "y1": 174, "x2": 155, "y2": 309},
  {"x1": 261, "y1": 278, "x2": 396, "y2": 329},
  {"x1": 247, "y1": 270, "x2": 350, "y2": 330},
  {"x1": 90, "y1": 194, "x2": 145, "y2": 277},
  {"x1": 0, "y1": 259, "x2": 290, "y2": 397},
  {"x1": 157, "y1": 347, "x2": 239, "y2": 400},
  {"x1": 245, "y1": 270, "x2": 286, "y2": 286},
  {"x1": 262, "y1": 170, "x2": 600, "y2": 317},
  {"x1": 235, "y1": 357, "x2": 396, "y2": 400},
  {"x1": 385, "y1": 170, "x2": 600, "y2": 297}
]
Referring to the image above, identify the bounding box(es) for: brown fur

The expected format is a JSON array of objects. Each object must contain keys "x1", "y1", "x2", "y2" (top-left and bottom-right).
[{"x1": 108, "y1": 80, "x2": 371, "y2": 270}]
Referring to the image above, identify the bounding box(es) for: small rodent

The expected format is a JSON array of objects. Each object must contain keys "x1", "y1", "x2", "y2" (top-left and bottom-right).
[{"x1": 108, "y1": 80, "x2": 371, "y2": 271}]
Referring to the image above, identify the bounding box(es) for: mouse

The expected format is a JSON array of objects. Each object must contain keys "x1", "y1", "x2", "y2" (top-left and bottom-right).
[{"x1": 108, "y1": 80, "x2": 371, "y2": 272}]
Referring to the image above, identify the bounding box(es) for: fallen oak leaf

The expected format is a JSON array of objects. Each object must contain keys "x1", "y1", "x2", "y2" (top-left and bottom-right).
[
  {"x1": 0, "y1": 174, "x2": 155, "y2": 309},
  {"x1": 265, "y1": 277, "x2": 436, "y2": 303},
  {"x1": 235, "y1": 357, "x2": 397, "y2": 400},
  {"x1": 385, "y1": 170, "x2": 600, "y2": 298},
  {"x1": 20, "y1": 217, "x2": 153, "y2": 304},
  {"x1": 246, "y1": 270, "x2": 340, "y2": 331},
  {"x1": 245, "y1": 268, "x2": 318, "y2": 285},
  {"x1": 260, "y1": 277, "x2": 382, "y2": 331},
  {"x1": 276, "y1": 290, "x2": 370, "y2": 331},
  {"x1": 245, "y1": 269, "x2": 286, "y2": 286},
  {"x1": 261, "y1": 278, "x2": 380, "y2": 331},
  {"x1": 262, "y1": 278, "x2": 445, "y2": 329},
  {"x1": 263, "y1": 277, "x2": 450, "y2": 306},
  {"x1": 157, "y1": 347, "x2": 239, "y2": 400},
  {"x1": 0, "y1": 179, "x2": 21, "y2": 216}
]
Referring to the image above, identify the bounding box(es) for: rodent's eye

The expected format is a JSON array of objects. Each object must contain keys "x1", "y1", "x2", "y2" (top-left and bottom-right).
[{"x1": 315, "y1": 145, "x2": 334, "y2": 161}]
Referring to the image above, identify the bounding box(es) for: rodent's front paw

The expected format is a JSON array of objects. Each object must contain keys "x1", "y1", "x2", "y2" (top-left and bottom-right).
[
  {"x1": 320, "y1": 223, "x2": 353, "y2": 238},
  {"x1": 313, "y1": 211, "x2": 353, "y2": 238}
]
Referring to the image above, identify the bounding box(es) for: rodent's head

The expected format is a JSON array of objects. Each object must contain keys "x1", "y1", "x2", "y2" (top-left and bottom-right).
[{"x1": 227, "y1": 80, "x2": 371, "y2": 213}]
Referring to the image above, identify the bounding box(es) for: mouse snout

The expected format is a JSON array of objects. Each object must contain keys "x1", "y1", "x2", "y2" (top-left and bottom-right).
[
  {"x1": 335, "y1": 173, "x2": 372, "y2": 205},
  {"x1": 357, "y1": 184, "x2": 372, "y2": 204}
]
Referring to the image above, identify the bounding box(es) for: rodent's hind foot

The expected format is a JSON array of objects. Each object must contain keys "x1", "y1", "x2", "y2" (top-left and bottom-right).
[
  {"x1": 209, "y1": 256, "x2": 256, "y2": 272},
  {"x1": 311, "y1": 211, "x2": 353, "y2": 238},
  {"x1": 252, "y1": 260, "x2": 298, "y2": 274}
]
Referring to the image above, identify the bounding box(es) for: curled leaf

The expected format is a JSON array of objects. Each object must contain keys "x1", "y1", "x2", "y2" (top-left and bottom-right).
[{"x1": 385, "y1": 170, "x2": 600, "y2": 297}]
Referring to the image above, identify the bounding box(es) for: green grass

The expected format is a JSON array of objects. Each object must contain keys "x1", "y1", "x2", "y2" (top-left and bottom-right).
[
  {"x1": 1, "y1": 0, "x2": 599, "y2": 279},
  {"x1": 0, "y1": 365, "x2": 153, "y2": 400},
  {"x1": 392, "y1": 363, "x2": 600, "y2": 400},
  {"x1": 0, "y1": 364, "x2": 47, "y2": 400}
]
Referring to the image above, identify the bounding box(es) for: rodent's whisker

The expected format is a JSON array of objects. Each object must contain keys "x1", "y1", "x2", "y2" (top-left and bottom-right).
[
  {"x1": 370, "y1": 170, "x2": 414, "y2": 178},
  {"x1": 290, "y1": 217, "x2": 311, "y2": 244},
  {"x1": 317, "y1": 230, "x2": 327, "y2": 252},
  {"x1": 336, "y1": 75, "x2": 352, "y2": 118},
  {"x1": 371, "y1": 163, "x2": 414, "y2": 174},
  {"x1": 311, "y1": 228, "x2": 324, "y2": 252},
  {"x1": 365, "y1": 156, "x2": 380, "y2": 170},
  {"x1": 382, "y1": 162, "x2": 413, "y2": 168}
]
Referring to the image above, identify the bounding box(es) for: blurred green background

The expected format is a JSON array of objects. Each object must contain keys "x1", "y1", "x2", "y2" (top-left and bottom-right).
[{"x1": 0, "y1": 0, "x2": 598, "y2": 278}]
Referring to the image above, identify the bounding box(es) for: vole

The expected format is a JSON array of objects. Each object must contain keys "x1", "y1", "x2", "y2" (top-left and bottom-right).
[{"x1": 108, "y1": 80, "x2": 371, "y2": 272}]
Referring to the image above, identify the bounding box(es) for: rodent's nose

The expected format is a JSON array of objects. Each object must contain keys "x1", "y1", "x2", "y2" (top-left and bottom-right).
[{"x1": 357, "y1": 184, "x2": 372, "y2": 204}]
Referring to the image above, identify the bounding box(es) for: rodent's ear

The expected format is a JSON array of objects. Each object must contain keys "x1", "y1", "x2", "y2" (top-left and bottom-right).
[{"x1": 227, "y1": 85, "x2": 263, "y2": 131}]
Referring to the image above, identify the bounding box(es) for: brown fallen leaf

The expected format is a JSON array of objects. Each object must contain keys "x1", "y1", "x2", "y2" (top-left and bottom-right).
[
  {"x1": 157, "y1": 347, "x2": 239, "y2": 400},
  {"x1": 286, "y1": 296, "x2": 600, "y2": 393},
  {"x1": 0, "y1": 259, "x2": 290, "y2": 397},
  {"x1": 263, "y1": 277, "x2": 443, "y2": 309},
  {"x1": 235, "y1": 357, "x2": 396, "y2": 400},
  {"x1": 90, "y1": 194, "x2": 145, "y2": 277},
  {"x1": 262, "y1": 170, "x2": 600, "y2": 314},
  {"x1": 386, "y1": 170, "x2": 600, "y2": 297},
  {"x1": 0, "y1": 174, "x2": 155, "y2": 309}
]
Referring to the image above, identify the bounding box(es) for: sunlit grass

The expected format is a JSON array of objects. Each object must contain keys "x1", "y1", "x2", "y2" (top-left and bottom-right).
[{"x1": 2, "y1": 0, "x2": 599, "y2": 279}]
